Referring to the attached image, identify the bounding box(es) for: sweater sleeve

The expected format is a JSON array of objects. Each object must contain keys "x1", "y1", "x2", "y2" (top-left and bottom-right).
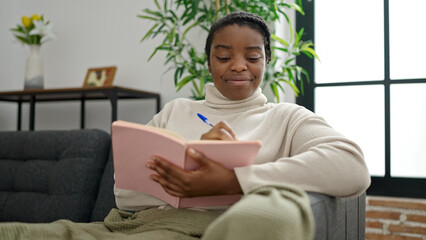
[{"x1": 234, "y1": 107, "x2": 371, "y2": 198}]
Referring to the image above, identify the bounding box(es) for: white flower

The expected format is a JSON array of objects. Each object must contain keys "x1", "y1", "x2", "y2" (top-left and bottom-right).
[{"x1": 29, "y1": 20, "x2": 56, "y2": 43}]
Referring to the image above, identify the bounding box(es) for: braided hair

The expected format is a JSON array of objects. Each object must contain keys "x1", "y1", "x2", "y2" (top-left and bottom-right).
[{"x1": 205, "y1": 11, "x2": 272, "y2": 64}]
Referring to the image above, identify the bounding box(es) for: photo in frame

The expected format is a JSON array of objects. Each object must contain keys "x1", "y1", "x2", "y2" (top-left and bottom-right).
[{"x1": 83, "y1": 66, "x2": 117, "y2": 87}]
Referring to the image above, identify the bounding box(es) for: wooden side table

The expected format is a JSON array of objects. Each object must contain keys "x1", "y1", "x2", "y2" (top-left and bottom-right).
[{"x1": 0, "y1": 86, "x2": 161, "y2": 131}]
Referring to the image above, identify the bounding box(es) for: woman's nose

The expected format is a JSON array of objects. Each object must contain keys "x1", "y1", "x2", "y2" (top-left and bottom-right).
[{"x1": 230, "y1": 58, "x2": 248, "y2": 72}]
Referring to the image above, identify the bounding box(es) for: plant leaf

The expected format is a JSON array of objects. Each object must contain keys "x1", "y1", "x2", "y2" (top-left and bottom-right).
[
  {"x1": 140, "y1": 23, "x2": 159, "y2": 42},
  {"x1": 176, "y1": 74, "x2": 196, "y2": 91},
  {"x1": 168, "y1": 10, "x2": 178, "y2": 21},
  {"x1": 285, "y1": 58, "x2": 295, "y2": 65},
  {"x1": 174, "y1": 67, "x2": 184, "y2": 85},
  {"x1": 15, "y1": 35, "x2": 31, "y2": 44},
  {"x1": 142, "y1": 9, "x2": 163, "y2": 18},
  {"x1": 154, "y1": 0, "x2": 161, "y2": 9},
  {"x1": 137, "y1": 15, "x2": 159, "y2": 21},
  {"x1": 148, "y1": 44, "x2": 171, "y2": 61},
  {"x1": 271, "y1": 33, "x2": 289, "y2": 47},
  {"x1": 303, "y1": 47, "x2": 320, "y2": 61},
  {"x1": 190, "y1": 0, "x2": 201, "y2": 19},
  {"x1": 296, "y1": 28, "x2": 304, "y2": 44},
  {"x1": 181, "y1": 20, "x2": 198, "y2": 42},
  {"x1": 287, "y1": 2, "x2": 304, "y2": 15},
  {"x1": 284, "y1": 79, "x2": 300, "y2": 97},
  {"x1": 270, "y1": 82, "x2": 280, "y2": 103},
  {"x1": 272, "y1": 46, "x2": 288, "y2": 52}
]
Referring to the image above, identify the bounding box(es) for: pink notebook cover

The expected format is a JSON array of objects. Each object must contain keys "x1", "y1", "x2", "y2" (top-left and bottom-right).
[{"x1": 111, "y1": 120, "x2": 261, "y2": 208}]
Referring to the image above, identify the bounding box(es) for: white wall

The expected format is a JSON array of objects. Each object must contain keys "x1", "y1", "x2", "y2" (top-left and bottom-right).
[
  {"x1": 0, "y1": 0, "x2": 295, "y2": 132},
  {"x1": 0, "y1": 0, "x2": 191, "y2": 132}
]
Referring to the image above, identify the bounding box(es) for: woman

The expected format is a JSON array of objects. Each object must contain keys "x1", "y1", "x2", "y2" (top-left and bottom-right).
[
  {"x1": 112, "y1": 11, "x2": 370, "y2": 239},
  {"x1": 116, "y1": 11, "x2": 370, "y2": 207}
]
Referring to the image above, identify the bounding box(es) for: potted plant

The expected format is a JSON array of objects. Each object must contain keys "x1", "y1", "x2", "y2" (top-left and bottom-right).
[{"x1": 138, "y1": 0, "x2": 318, "y2": 102}]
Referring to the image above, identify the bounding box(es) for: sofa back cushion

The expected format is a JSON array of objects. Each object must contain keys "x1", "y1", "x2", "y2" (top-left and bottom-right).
[{"x1": 0, "y1": 129, "x2": 110, "y2": 223}]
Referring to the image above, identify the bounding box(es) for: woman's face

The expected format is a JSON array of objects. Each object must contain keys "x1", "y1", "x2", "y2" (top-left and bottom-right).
[{"x1": 208, "y1": 24, "x2": 266, "y2": 100}]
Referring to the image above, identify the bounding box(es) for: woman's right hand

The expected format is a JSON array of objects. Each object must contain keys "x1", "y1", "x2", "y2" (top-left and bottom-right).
[{"x1": 201, "y1": 121, "x2": 237, "y2": 141}]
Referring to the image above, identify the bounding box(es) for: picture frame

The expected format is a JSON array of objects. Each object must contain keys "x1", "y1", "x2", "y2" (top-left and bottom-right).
[{"x1": 83, "y1": 66, "x2": 117, "y2": 87}]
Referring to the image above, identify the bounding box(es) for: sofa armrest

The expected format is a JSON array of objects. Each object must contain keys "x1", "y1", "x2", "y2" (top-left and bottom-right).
[{"x1": 308, "y1": 192, "x2": 366, "y2": 240}]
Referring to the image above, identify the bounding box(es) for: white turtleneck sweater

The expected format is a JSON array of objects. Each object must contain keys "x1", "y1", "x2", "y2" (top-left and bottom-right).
[{"x1": 114, "y1": 83, "x2": 371, "y2": 211}]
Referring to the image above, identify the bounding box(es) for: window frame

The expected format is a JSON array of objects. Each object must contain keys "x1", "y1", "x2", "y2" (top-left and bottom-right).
[{"x1": 295, "y1": 0, "x2": 426, "y2": 198}]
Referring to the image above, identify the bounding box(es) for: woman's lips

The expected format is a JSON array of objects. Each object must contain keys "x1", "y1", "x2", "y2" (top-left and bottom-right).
[
  {"x1": 225, "y1": 76, "x2": 253, "y2": 85},
  {"x1": 226, "y1": 76, "x2": 251, "y2": 81}
]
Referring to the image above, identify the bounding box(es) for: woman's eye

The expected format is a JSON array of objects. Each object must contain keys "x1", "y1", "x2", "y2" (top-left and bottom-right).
[
  {"x1": 216, "y1": 56, "x2": 230, "y2": 62},
  {"x1": 247, "y1": 56, "x2": 260, "y2": 62},
  {"x1": 248, "y1": 57, "x2": 260, "y2": 62}
]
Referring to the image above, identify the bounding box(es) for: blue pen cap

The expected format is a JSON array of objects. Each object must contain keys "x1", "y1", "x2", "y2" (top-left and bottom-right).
[{"x1": 197, "y1": 113, "x2": 208, "y2": 121}]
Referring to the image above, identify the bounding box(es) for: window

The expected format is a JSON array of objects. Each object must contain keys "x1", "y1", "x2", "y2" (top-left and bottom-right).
[{"x1": 296, "y1": 0, "x2": 426, "y2": 197}]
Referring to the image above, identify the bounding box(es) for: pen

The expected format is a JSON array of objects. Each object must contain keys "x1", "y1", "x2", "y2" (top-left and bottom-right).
[{"x1": 197, "y1": 113, "x2": 214, "y2": 127}]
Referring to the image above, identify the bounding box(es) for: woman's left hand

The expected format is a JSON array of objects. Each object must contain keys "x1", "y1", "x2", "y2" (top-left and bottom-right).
[{"x1": 146, "y1": 148, "x2": 243, "y2": 198}]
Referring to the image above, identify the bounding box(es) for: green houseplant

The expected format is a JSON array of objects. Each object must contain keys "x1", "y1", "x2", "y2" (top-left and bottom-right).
[{"x1": 138, "y1": 0, "x2": 318, "y2": 101}]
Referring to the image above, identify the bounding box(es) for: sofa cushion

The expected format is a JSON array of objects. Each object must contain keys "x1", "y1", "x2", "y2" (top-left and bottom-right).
[{"x1": 0, "y1": 129, "x2": 110, "y2": 223}]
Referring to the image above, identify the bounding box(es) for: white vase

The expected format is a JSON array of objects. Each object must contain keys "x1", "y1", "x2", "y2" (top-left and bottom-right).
[{"x1": 24, "y1": 45, "x2": 44, "y2": 90}]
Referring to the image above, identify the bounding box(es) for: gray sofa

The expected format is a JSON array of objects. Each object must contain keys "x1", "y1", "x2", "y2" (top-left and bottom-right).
[{"x1": 0, "y1": 129, "x2": 365, "y2": 239}]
